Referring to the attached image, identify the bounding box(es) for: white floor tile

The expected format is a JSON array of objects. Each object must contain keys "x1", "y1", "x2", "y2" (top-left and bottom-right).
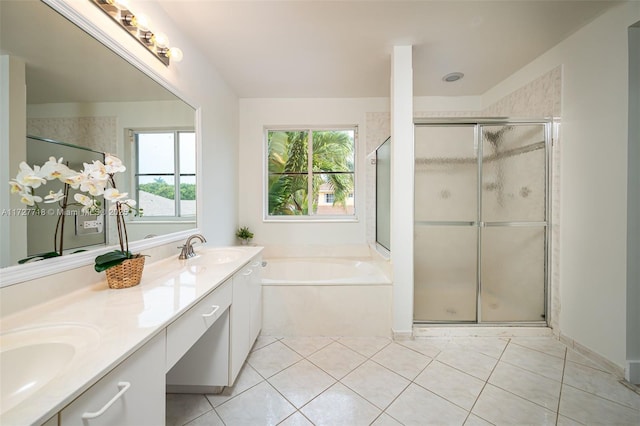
[
  {"x1": 472, "y1": 384, "x2": 557, "y2": 425},
  {"x1": 370, "y1": 413, "x2": 404, "y2": 425},
  {"x1": 563, "y1": 361, "x2": 640, "y2": 410},
  {"x1": 166, "y1": 394, "x2": 213, "y2": 426},
  {"x1": 268, "y1": 359, "x2": 336, "y2": 408},
  {"x1": 371, "y1": 342, "x2": 432, "y2": 380},
  {"x1": 205, "y1": 363, "x2": 264, "y2": 407},
  {"x1": 300, "y1": 382, "x2": 381, "y2": 426},
  {"x1": 565, "y1": 348, "x2": 610, "y2": 373},
  {"x1": 247, "y1": 340, "x2": 303, "y2": 378},
  {"x1": 414, "y1": 360, "x2": 485, "y2": 410},
  {"x1": 510, "y1": 336, "x2": 568, "y2": 359},
  {"x1": 183, "y1": 409, "x2": 225, "y2": 426},
  {"x1": 463, "y1": 414, "x2": 494, "y2": 426},
  {"x1": 281, "y1": 336, "x2": 335, "y2": 357},
  {"x1": 341, "y1": 360, "x2": 411, "y2": 410},
  {"x1": 501, "y1": 342, "x2": 565, "y2": 382},
  {"x1": 435, "y1": 348, "x2": 498, "y2": 381},
  {"x1": 307, "y1": 341, "x2": 367, "y2": 379},
  {"x1": 396, "y1": 338, "x2": 442, "y2": 358},
  {"x1": 337, "y1": 337, "x2": 392, "y2": 357},
  {"x1": 215, "y1": 381, "x2": 296, "y2": 426},
  {"x1": 386, "y1": 383, "x2": 469, "y2": 426},
  {"x1": 278, "y1": 411, "x2": 314, "y2": 426},
  {"x1": 558, "y1": 384, "x2": 640, "y2": 425},
  {"x1": 488, "y1": 361, "x2": 561, "y2": 411},
  {"x1": 555, "y1": 414, "x2": 584, "y2": 426},
  {"x1": 252, "y1": 335, "x2": 280, "y2": 352},
  {"x1": 445, "y1": 337, "x2": 508, "y2": 359}
]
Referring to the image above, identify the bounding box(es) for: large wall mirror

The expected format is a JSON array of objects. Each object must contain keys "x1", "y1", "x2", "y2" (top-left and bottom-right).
[{"x1": 0, "y1": 1, "x2": 197, "y2": 277}]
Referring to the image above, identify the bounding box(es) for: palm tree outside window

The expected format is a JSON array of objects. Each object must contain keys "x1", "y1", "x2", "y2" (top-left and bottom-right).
[{"x1": 266, "y1": 128, "x2": 356, "y2": 218}]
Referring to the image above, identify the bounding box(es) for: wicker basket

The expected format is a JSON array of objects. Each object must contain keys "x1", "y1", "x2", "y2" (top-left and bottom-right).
[{"x1": 105, "y1": 255, "x2": 145, "y2": 289}]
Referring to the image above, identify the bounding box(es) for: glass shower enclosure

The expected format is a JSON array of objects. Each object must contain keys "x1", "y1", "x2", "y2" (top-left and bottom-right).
[{"x1": 414, "y1": 120, "x2": 550, "y2": 324}]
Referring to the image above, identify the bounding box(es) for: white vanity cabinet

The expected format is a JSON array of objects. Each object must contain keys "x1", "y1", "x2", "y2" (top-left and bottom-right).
[
  {"x1": 166, "y1": 279, "x2": 232, "y2": 392},
  {"x1": 230, "y1": 254, "x2": 263, "y2": 384},
  {"x1": 59, "y1": 332, "x2": 165, "y2": 426},
  {"x1": 165, "y1": 278, "x2": 233, "y2": 371}
]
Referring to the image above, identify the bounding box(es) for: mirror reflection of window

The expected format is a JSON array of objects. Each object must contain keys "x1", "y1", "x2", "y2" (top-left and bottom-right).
[{"x1": 134, "y1": 130, "x2": 196, "y2": 218}]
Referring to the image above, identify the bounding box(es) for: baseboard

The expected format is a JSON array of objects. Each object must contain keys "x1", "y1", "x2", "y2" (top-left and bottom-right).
[
  {"x1": 166, "y1": 384, "x2": 225, "y2": 394},
  {"x1": 559, "y1": 332, "x2": 625, "y2": 378},
  {"x1": 392, "y1": 330, "x2": 413, "y2": 340},
  {"x1": 626, "y1": 360, "x2": 640, "y2": 385}
]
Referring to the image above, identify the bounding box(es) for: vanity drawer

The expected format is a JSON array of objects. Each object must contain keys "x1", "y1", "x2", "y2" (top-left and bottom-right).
[{"x1": 166, "y1": 278, "x2": 232, "y2": 370}]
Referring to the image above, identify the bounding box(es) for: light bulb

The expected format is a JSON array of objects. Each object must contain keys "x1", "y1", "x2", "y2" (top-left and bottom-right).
[
  {"x1": 154, "y1": 32, "x2": 169, "y2": 48},
  {"x1": 169, "y1": 47, "x2": 183, "y2": 62},
  {"x1": 113, "y1": 0, "x2": 130, "y2": 10},
  {"x1": 136, "y1": 14, "x2": 150, "y2": 32}
]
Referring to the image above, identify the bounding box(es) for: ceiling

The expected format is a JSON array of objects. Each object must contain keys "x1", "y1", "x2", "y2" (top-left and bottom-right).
[{"x1": 156, "y1": 0, "x2": 620, "y2": 98}]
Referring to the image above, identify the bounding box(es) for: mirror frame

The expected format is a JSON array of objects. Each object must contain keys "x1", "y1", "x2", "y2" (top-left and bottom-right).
[{"x1": 0, "y1": 0, "x2": 202, "y2": 287}]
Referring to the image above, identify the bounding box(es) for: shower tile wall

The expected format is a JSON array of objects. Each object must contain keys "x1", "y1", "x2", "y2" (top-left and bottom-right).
[
  {"x1": 27, "y1": 116, "x2": 117, "y2": 154},
  {"x1": 365, "y1": 66, "x2": 562, "y2": 327}
]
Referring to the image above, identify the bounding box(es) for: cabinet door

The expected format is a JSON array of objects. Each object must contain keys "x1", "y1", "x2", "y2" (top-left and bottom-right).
[
  {"x1": 249, "y1": 256, "x2": 263, "y2": 344},
  {"x1": 229, "y1": 263, "x2": 253, "y2": 384},
  {"x1": 60, "y1": 332, "x2": 165, "y2": 426}
]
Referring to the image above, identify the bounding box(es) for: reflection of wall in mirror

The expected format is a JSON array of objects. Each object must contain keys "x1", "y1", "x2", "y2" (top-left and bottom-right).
[{"x1": 27, "y1": 116, "x2": 117, "y2": 154}]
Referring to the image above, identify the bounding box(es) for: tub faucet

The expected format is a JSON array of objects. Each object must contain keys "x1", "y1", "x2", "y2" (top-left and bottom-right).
[{"x1": 179, "y1": 234, "x2": 207, "y2": 259}]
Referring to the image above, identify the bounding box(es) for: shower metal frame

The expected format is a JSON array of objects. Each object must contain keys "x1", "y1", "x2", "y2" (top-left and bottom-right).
[{"x1": 413, "y1": 118, "x2": 553, "y2": 326}]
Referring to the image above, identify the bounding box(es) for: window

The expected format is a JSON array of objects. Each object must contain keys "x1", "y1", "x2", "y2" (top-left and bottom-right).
[
  {"x1": 134, "y1": 130, "x2": 196, "y2": 218},
  {"x1": 266, "y1": 128, "x2": 355, "y2": 218}
]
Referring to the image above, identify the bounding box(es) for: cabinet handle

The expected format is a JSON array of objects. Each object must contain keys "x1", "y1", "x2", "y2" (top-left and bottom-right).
[
  {"x1": 251, "y1": 261, "x2": 261, "y2": 267},
  {"x1": 202, "y1": 305, "x2": 220, "y2": 318},
  {"x1": 242, "y1": 269, "x2": 253, "y2": 276},
  {"x1": 81, "y1": 381, "x2": 131, "y2": 419}
]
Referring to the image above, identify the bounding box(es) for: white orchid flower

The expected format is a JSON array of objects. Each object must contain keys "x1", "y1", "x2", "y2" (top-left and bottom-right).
[
  {"x1": 15, "y1": 162, "x2": 46, "y2": 188},
  {"x1": 105, "y1": 154, "x2": 126, "y2": 174},
  {"x1": 40, "y1": 157, "x2": 72, "y2": 182},
  {"x1": 104, "y1": 187, "x2": 128, "y2": 202},
  {"x1": 82, "y1": 160, "x2": 107, "y2": 179},
  {"x1": 20, "y1": 191, "x2": 43, "y2": 206},
  {"x1": 74, "y1": 193, "x2": 100, "y2": 215},
  {"x1": 44, "y1": 189, "x2": 65, "y2": 203},
  {"x1": 79, "y1": 179, "x2": 106, "y2": 196},
  {"x1": 62, "y1": 171, "x2": 83, "y2": 189},
  {"x1": 8, "y1": 179, "x2": 25, "y2": 194}
]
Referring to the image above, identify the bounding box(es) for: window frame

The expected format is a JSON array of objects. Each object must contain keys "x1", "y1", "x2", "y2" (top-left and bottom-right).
[
  {"x1": 263, "y1": 125, "x2": 358, "y2": 222},
  {"x1": 132, "y1": 128, "x2": 196, "y2": 221}
]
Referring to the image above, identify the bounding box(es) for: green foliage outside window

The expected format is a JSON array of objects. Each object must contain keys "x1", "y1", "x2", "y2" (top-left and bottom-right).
[
  {"x1": 139, "y1": 177, "x2": 196, "y2": 200},
  {"x1": 267, "y1": 129, "x2": 354, "y2": 216}
]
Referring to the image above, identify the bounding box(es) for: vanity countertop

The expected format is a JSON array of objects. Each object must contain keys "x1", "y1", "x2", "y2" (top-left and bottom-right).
[{"x1": 0, "y1": 245, "x2": 263, "y2": 426}]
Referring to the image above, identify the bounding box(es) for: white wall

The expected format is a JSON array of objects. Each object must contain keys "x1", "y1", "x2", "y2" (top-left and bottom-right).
[
  {"x1": 484, "y1": 1, "x2": 640, "y2": 369},
  {"x1": 238, "y1": 97, "x2": 388, "y2": 247}
]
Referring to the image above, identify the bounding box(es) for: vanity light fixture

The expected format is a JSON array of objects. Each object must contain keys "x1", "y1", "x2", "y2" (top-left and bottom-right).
[{"x1": 91, "y1": 0, "x2": 183, "y2": 66}]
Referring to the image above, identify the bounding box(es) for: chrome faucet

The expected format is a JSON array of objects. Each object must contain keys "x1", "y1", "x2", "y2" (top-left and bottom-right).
[{"x1": 179, "y1": 234, "x2": 207, "y2": 259}]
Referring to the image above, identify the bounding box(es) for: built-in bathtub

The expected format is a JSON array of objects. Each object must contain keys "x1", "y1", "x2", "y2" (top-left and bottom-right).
[
  {"x1": 262, "y1": 258, "x2": 390, "y2": 285},
  {"x1": 261, "y1": 254, "x2": 392, "y2": 337}
]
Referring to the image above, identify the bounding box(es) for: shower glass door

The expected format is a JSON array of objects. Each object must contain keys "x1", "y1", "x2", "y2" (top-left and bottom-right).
[{"x1": 414, "y1": 121, "x2": 548, "y2": 324}]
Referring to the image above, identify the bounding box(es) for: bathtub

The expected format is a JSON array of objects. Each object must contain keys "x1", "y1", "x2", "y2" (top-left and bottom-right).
[
  {"x1": 262, "y1": 258, "x2": 390, "y2": 285},
  {"x1": 261, "y1": 256, "x2": 392, "y2": 337}
]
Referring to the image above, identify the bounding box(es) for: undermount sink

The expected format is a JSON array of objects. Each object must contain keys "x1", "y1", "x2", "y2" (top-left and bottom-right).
[
  {"x1": 0, "y1": 324, "x2": 100, "y2": 414},
  {"x1": 199, "y1": 247, "x2": 244, "y2": 264}
]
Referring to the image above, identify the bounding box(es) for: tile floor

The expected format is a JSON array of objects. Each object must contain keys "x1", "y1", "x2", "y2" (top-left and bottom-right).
[{"x1": 166, "y1": 335, "x2": 640, "y2": 425}]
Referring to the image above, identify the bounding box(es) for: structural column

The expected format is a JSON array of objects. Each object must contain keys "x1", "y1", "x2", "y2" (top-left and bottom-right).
[{"x1": 390, "y1": 45, "x2": 414, "y2": 336}]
